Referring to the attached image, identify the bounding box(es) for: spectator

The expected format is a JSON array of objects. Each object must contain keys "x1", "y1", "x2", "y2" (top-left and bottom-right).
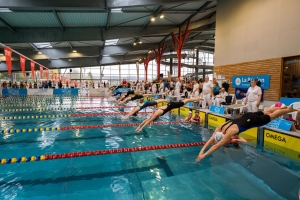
[
  {"x1": 222, "y1": 80, "x2": 230, "y2": 92},
  {"x1": 213, "y1": 82, "x2": 220, "y2": 96},
  {"x1": 213, "y1": 87, "x2": 228, "y2": 106}
]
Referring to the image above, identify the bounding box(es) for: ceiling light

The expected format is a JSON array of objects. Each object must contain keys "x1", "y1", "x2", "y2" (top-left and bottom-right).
[
  {"x1": 151, "y1": 17, "x2": 156, "y2": 22},
  {"x1": 159, "y1": 14, "x2": 164, "y2": 19},
  {"x1": 72, "y1": 50, "x2": 77, "y2": 53},
  {"x1": 133, "y1": 42, "x2": 137, "y2": 46},
  {"x1": 139, "y1": 40, "x2": 142, "y2": 44},
  {"x1": 68, "y1": 59, "x2": 72, "y2": 62},
  {"x1": 0, "y1": 53, "x2": 3, "y2": 56},
  {"x1": 139, "y1": 59, "x2": 141, "y2": 61},
  {"x1": 148, "y1": 50, "x2": 152, "y2": 54},
  {"x1": 38, "y1": 51, "x2": 42, "y2": 55}
]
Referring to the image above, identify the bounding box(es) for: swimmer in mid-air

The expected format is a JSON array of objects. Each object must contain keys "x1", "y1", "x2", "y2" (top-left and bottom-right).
[
  {"x1": 118, "y1": 94, "x2": 153, "y2": 105},
  {"x1": 195, "y1": 106, "x2": 297, "y2": 162},
  {"x1": 115, "y1": 90, "x2": 142, "y2": 104},
  {"x1": 136, "y1": 97, "x2": 203, "y2": 132},
  {"x1": 125, "y1": 98, "x2": 168, "y2": 118}
]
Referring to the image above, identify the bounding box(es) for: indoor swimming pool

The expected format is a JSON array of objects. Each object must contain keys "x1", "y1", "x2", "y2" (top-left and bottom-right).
[{"x1": 0, "y1": 96, "x2": 299, "y2": 200}]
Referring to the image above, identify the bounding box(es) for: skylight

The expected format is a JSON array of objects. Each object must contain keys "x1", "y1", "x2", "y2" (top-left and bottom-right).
[
  {"x1": 111, "y1": 8, "x2": 122, "y2": 13},
  {"x1": 105, "y1": 39, "x2": 119, "y2": 46},
  {"x1": 33, "y1": 42, "x2": 53, "y2": 48}
]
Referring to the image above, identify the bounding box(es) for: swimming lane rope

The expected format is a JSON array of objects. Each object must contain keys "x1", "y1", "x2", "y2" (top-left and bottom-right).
[
  {"x1": 1, "y1": 121, "x2": 182, "y2": 134},
  {"x1": 0, "y1": 106, "x2": 136, "y2": 112},
  {"x1": 0, "y1": 112, "x2": 152, "y2": 120},
  {"x1": 0, "y1": 142, "x2": 207, "y2": 164}
]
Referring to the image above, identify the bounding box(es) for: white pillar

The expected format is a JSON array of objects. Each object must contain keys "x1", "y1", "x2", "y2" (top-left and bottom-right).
[
  {"x1": 118, "y1": 64, "x2": 121, "y2": 85},
  {"x1": 136, "y1": 62, "x2": 139, "y2": 81}
]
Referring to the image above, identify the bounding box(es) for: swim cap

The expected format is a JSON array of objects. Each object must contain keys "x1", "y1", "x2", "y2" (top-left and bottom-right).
[
  {"x1": 188, "y1": 111, "x2": 192, "y2": 114},
  {"x1": 215, "y1": 132, "x2": 224, "y2": 142}
]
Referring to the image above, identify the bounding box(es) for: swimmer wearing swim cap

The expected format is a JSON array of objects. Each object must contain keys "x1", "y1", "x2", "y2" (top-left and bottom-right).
[{"x1": 195, "y1": 106, "x2": 297, "y2": 163}]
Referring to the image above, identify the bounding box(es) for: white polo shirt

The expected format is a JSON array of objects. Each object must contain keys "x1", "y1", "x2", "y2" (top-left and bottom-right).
[
  {"x1": 193, "y1": 83, "x2": 199, "y2": 92},
  {"x1": 219, "y1": 91, "x2": 228, "y2": 98},
  {"x1": 247, "y1": 86, "x2": 262, "y2": 102},
  {"x1": 175, "y1": 81, "x2": 181, "y2": 91},
  {"x1": 202, "y1": 81, "x2": 213, "y2": 94}
]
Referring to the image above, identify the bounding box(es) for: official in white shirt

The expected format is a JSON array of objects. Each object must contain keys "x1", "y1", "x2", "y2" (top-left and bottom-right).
[
  {"x1": 192, "y1": 80, "x2": 199, "y2": 97},
  {"x1": 244, "y1": 79, "x2": 262, "y2": 112},
  {"x1": 213, "y1": 87, "x2": 228, "y2": 106},
  {"x1": 159, "y1": 80, "x2": 164, "y2": 93},
  {"x1": 152, "y1": 82, "x2": 157, "y2": 94},
  {"x1": 174, "y1": 78, "x2": 181, "y2": 96},
  {"x1": 201, "y1": 76, "x2": 213, "y2": 108}
]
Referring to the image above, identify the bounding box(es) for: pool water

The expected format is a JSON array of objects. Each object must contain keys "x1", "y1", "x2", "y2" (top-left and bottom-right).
[{"x1": 0, "y1": 97, "x2": 300, "y2": 200}]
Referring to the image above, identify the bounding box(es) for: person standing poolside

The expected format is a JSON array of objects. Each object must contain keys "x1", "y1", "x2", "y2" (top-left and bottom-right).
[
  {"x1": 195, "y1": 106, "x2": 297, "y2": 162},
  {"x1": 244, "y1": 79, "x2": 262, "y2": 112},
  {"x1": 202, "y1": 76, "x2": 213, "y2": 109}
]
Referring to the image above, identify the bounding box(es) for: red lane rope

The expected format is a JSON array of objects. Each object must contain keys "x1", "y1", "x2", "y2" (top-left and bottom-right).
[
  {"x1": 70, "y1": 112, "x2": 152, "y2": 117},
  {"x1": 44, "y1": 142, "x2": 206, "y2": 160},
  {"x1": 59, "y1": 121, "x2": 182, "y2": 131}
]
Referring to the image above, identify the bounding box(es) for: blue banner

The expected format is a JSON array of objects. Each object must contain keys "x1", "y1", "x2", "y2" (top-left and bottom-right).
[
  {"x1": 2, "y1": 89, "x2": 27, "y2": 95},
  {"x1": 209, "y1": 105, "x2": 225, "y2": 114},
  {"x1": 265, "y1": 118, "x2": 292, "y2": 131},
  {"x1": 280, "y1": 97, "x2": 300, "y2": 106},
  {"x1": 53, "y1": 88, "x2": 78, "y2": 95},
  {"x1": 235, "y1": 88, "x2": 264, "y2": 102},
  {"x1": 232, "y1": 75, "x2": 270, "y2": 89},
  {"x1": 185, "y1": 102, "x2": 193, "y2": 107}
]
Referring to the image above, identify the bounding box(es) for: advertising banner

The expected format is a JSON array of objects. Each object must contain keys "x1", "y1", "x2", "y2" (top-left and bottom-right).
[
  {"x1": 209, "y1": 105, "x2": 225, "y2": 114},
  {"x1": 207, "y1": 114, "x2": 226, "y2": 129},
  {"x1": 27, "y1": 89, "x2": 53, "y2": 95},
  {"x1": 264, "y1": 118, "x2": 292, "y2": 131},
  {"x1": 264, "y1": 129, "x2": 300, "y2": 152},
  {"x1": 232, "y1": 75, "x2": 270, "y2": 89},
  {"x1": 2, "y1": 89, "x2": 27, "y2": 95},
  {"x1": 53, "y1": 88, "x2": 78, "y2": 95}
]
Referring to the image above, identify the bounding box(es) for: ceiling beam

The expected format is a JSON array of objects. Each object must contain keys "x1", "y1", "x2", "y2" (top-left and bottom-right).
[
  {"x1": 106, "y1": 8, "x2": 111, "y2": 30},
  {"x1": 0, "y1": 46, "x2": 101, "y2": 61},
  {"x1": 143, "y1": 5, "x2": 164, "y2": 28},
  {"x1": 0, "y1": 0, "x2": 203, "y2": 9},
  {"x1": 52, "y1": 9, "x2": 65, "y2": 31},
  {"x1": 0, "y1": 0, "x2": 106, "y2": 9},
  {"x1": 0, "y1": 17, "x2": 215, "y2": 43},
  {"x1": 180, "y1": 1, "x2": 212, "y2": 27},
  {"x1": 28, "y1": 43, "x2": 39, "y2": 51},
  {"x1": 107, "y1": 0, "x2": 205, "y2": 8},
  {"x1": 0, "y1": 17, "x2": 16, "y2": 32}
]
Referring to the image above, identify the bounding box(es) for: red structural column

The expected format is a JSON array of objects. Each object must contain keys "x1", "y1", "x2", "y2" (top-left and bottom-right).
[
  {"x1": 152, "y1": 40, "x2": 167, "y2": 82},
  {"x1": 141, "y1": 53, "x2": 151, "y2": 81},
  {"x1": 171, "y1": 20, "x2": 191, "y2": 78}
]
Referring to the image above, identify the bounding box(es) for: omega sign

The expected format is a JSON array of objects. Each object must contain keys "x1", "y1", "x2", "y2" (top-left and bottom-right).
[
  {"x1": 208, "y1": 116, "x2": 218, "y2": 121},
  {"x1": 266, "y1": 132, "x2": 286, "y2": 143}
]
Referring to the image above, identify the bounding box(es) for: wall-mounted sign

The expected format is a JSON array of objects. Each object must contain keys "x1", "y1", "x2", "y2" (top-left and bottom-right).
[{"x1": 232, "y1": 75, "x2": 270, "y2": 89}]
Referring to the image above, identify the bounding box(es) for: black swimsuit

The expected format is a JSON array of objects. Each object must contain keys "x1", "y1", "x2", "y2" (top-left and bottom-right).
[
  {"x1": 125, "y1": 90, "x2": 135, "y2": 98},
  {"x1": 220, "y1": 111, "x2": 271, "y2": 135},
  {"x1": 139, "y1": 101, "x2": 157, "y2": 110},
  {"x1": 159, "y1": 101, "x2": 184, "y2": 115},
  {"x1": 130, "y1": 94, "x2": 143, "y2": 101}
]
